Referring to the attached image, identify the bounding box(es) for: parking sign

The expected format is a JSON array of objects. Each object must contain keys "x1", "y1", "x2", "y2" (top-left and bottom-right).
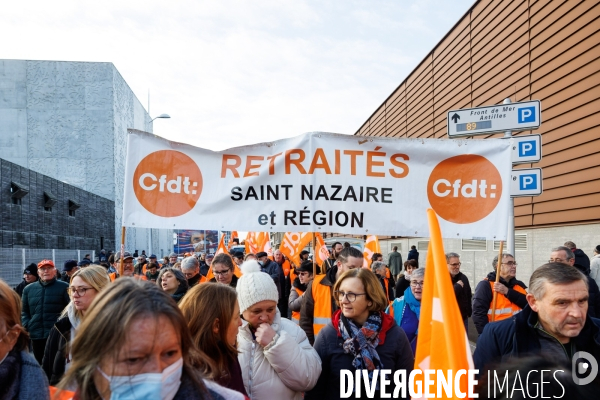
[
  {"x1": 503, "y1": 134, "x2": 542, "y2": 164},
  {"x1": 510, "y1": 168, "x2": 543, "y2": 197}
]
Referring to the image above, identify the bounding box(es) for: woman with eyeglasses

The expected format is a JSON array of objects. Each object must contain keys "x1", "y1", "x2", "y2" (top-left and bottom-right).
[
  {"x1": 289, "y1": 261, "x2": 320, "y2": 324},
  {"x1": 209, "y1": 253, "x2": 240, "y2": 288},
  {"x1": 386, "y1": 267, "x2": 425, "y2": 355},
  {"x1": 306, "y1": 268, "x2": 413, "y2": 400},
  {"x1": 0, "y1": 279, "x2": 50, "y2": 400},
  {"x1": 41, "y1": 265, "x2": 111, "y2": 385}
]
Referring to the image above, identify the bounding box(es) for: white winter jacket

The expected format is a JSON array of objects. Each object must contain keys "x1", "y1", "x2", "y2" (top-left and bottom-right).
[{"x1": 237, "y1": 309, "x2": 322, "y2": 399}]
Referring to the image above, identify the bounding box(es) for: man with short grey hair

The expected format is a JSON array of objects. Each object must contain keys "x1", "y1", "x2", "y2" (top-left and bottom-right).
[
  {"x1": 168, "y1": 252, "x2": 178, "y2": 267},
  {"x1": 550, "y1": 245, "x2": 600, "y2": 318},
  {"x1": 472, "y1": 253, "x2": 528, "y2": 334},
  {"x1": 372, "y1": 261, "x2": 394, "y2": 301},
  {"x1": 181, "y1": 256, "x2": 205, "y2": 287},
  {"x1": 446, "y1": 252, "x2": 472, "y2": 331},
  {"x1": 474, "y1": 263, "x2": 600, "y2": 387}
]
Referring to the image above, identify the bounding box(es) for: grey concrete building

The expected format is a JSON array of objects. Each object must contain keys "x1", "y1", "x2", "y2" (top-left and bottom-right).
[{"x1": 0, "y1": 59, "x2": 173, "y2": 255}]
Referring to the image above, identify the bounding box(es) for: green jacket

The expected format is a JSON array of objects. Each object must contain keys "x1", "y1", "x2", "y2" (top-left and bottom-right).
[{"x1": 21, "y1": 278, "x2": 70, "y2": 340}]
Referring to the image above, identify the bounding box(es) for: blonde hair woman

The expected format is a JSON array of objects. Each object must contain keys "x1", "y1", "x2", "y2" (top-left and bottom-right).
[{"x1": 41, "y1": 265, "x2": 111, "y2": 385}]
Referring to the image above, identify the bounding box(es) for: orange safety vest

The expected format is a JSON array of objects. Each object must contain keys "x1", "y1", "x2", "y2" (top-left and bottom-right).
[
  {"x1": 311, "y1": 274, "x2": 334, "y2": 336},
  {"x1": 282, "y1": 260, "x2": 291, "y2": 277},
  {"x1": 486, "y1": 280, "x2": 527, "y2": 322},
  {"x1": 108, "y1": 272, "x2": 117, "y2": 282},
  {"x1": 291, "y1": 287, "x2": 305, "y2": 324}
]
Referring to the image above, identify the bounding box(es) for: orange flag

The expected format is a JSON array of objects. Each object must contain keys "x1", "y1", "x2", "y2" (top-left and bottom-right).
[
  {"x1": 412, "y1": 209, "x2": 474, "y2": 399},
  {"x1": 228, "y1": 231, "x2": 239, "y2": 249},
  {"x1": 314, "y1": 232, "x2": 330, "y2": 268},
  {"x1": 216, "y1": 234, "x2": 228, "y2": 256},
  {"x1": 280, "y1": 232, "x2": 313, "y2": 266},
  {"x1": 49, "y1": 386, "x2": 75, "y2": 400},
  {"x1": 362, "y1": 235, "x2": 381, "y2": 268}
]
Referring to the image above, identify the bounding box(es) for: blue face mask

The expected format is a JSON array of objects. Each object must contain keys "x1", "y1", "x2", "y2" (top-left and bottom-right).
[{"x1": 98, "y1": 357, "x2": 183, "y2": 400}]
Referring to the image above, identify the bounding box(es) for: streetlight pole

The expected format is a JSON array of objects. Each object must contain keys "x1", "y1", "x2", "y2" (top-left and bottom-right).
[{"x1": 147, "y1": 113, "x2": 171, "y2": 256}]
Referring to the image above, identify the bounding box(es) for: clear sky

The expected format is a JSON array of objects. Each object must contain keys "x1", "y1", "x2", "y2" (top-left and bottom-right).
[{"x1": 3, "y1": 0, "x2": 474, "y2": 150}]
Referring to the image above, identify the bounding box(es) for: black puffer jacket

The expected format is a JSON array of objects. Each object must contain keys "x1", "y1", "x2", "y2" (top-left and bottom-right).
[
  {"x1": 574, "y1": 262, "x2": 600, "y2": 318},
  {"x1": 41, "y1": 315, "x2": 72, "y2": 385},
  {"x1": 452, "y1": 271, "x2": 472, "y2": 320},
  {"x1": 21, "y1": 278, "x2": 70, "y2": 340}
]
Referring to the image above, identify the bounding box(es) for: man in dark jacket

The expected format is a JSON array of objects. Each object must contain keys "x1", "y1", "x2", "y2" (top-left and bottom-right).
[
  {"x1": 565, "y1": 240, "x2": 591, "y2": 273},
  {"x1": 551, "y1": 246, "x2": 600, "y2": 318},
  {"x1": 300, "y1": 246, "x2": 364, "y2": 344},
  {"x1": 446, "y1": 252, "x2": 472, "y2": 331},
  {"x1": 407, "y1": 245, "x2": 419, "y2": 264},
  {"x1": 256, "y1": 251, "x2": 282, "y2": 298},
  {"x1": 21, "y1": 259, "x2": 70, "y2": 363},
  {"x1": 472, "y1": 253, "x2": 528, "y2": 334},
  {"x1": 60, "y1": 260, "x2": 78, "y2": 283},
  {"x1": 474, "y1": 263, "x2": 600, "y2": 388},
  {"x1": 14, "y1": 264, "x2": 39, "y2": 297}
]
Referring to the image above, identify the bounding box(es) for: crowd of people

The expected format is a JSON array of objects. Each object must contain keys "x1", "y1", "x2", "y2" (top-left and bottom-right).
[{"x1": 1, "y1": 240, "x2": 599, "y2": 399}]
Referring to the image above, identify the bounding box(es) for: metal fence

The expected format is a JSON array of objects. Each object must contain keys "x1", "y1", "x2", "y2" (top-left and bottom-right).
[{"x1": 0, "y1": 249, "x2": 95, "y2": 287}]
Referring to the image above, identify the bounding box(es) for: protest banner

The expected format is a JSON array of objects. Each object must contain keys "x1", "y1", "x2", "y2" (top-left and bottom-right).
[{"x1": 123, "y1": 130, "x2": 512, "y2": 239}]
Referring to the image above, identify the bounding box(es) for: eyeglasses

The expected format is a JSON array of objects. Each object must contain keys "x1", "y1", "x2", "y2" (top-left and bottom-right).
[
  {"x1": 410, "y1": 281, "x2": 425, "y2": 288},
  {"x1": 67, "y1": 286, "x2": 95, "y2": 296},
  {"x1": 213, "y1": 269, "x2": 231, "y2": 276},
  {"x1": 549, "y1": 258, "x2": 569, "y2": 263},
  {"x1": 38, "y1": 266, "x2": 54, "y2": 271},
  {"x1": 334, "y1": 291, "x2": 367, "y2": 302},
  {"x1": 298, "y1": 271, "x2": 311, "y2": 277},
  {"x1": 448, "y1": 263, "x2": 461, "y2": 267},
  {"x1": 502, "y1": 261, "x2": 518, "y2": 266}
]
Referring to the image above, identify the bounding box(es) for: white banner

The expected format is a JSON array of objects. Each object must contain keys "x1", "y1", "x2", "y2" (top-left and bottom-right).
[{"x1": 123, "y1": 131, "x2": 512, "y2": 239}]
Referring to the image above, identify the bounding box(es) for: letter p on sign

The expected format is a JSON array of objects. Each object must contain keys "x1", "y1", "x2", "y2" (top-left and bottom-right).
[{"x1": 518, "y1": 106, "x2": 536, "y2": 123}]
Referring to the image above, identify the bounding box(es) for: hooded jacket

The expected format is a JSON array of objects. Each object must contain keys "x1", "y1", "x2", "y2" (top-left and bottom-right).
[
  {"x1": 472, "y1": 272, "x2": 528, "y2": 334},
  {"x1": 237, "y1": 309, "x2": 321, "y2": 399},
  {"x1": 306, "y1": 310, "x2": 414, "y2": 400},
  {"x1": 21, "y1": 277, "x2": 70, "y2": 340}
]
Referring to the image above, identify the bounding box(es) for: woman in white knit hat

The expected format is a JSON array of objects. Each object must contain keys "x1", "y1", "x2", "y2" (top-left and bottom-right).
[{"x1": 236, "y1": 260, "x2": 322, "y2": 399}]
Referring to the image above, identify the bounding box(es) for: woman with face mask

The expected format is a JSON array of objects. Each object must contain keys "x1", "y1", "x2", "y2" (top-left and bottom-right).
[
  {"x1": 0, "y1": 279, "x2": 50, "y2": 400},
  {"x1": 386, "y1": 267, "x2": 425, "y2": 355},
  {"x1": 42, "y1": 265, "x2": 111, "y2": 385},
  {"x1": 394, "y1": 260, "x2": 418, "y2": 299},
  {"x1": 180, "y1": 283, "x2": 248, "y2": 396},
  {"x1": 236, "y1": 260, "x2": 321, "y2": 399},
  {"x1": 56, "y1": 278, "x2": 244, "y2": 400},
  {"x1": 306, "y1": 268, "x2": 413, "y2": 399}
]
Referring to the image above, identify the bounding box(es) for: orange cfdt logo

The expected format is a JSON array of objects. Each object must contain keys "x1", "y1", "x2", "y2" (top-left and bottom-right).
[
  {"x1": 427, "y1": 155, "x2": 502, "y2": 224},
  {"x1": 133, "y1": 150, "x2": 203, "y2": 217}
]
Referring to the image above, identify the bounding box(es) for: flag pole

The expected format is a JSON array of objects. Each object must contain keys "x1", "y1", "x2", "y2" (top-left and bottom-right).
[
  {"x1": 119, "y1": 226, "x2": 126, "y2": 277},
  {"x1": 312, "y1": 233, "x2": 316, "y2": 276},
  {"x1": 491, "y1": 241, "x2": 504, "y2": 322}
]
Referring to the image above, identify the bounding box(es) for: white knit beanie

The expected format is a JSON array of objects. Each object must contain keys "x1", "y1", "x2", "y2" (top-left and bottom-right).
[{"x1": 236, "y1": 260, "x2": 279, "y2": 313}]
